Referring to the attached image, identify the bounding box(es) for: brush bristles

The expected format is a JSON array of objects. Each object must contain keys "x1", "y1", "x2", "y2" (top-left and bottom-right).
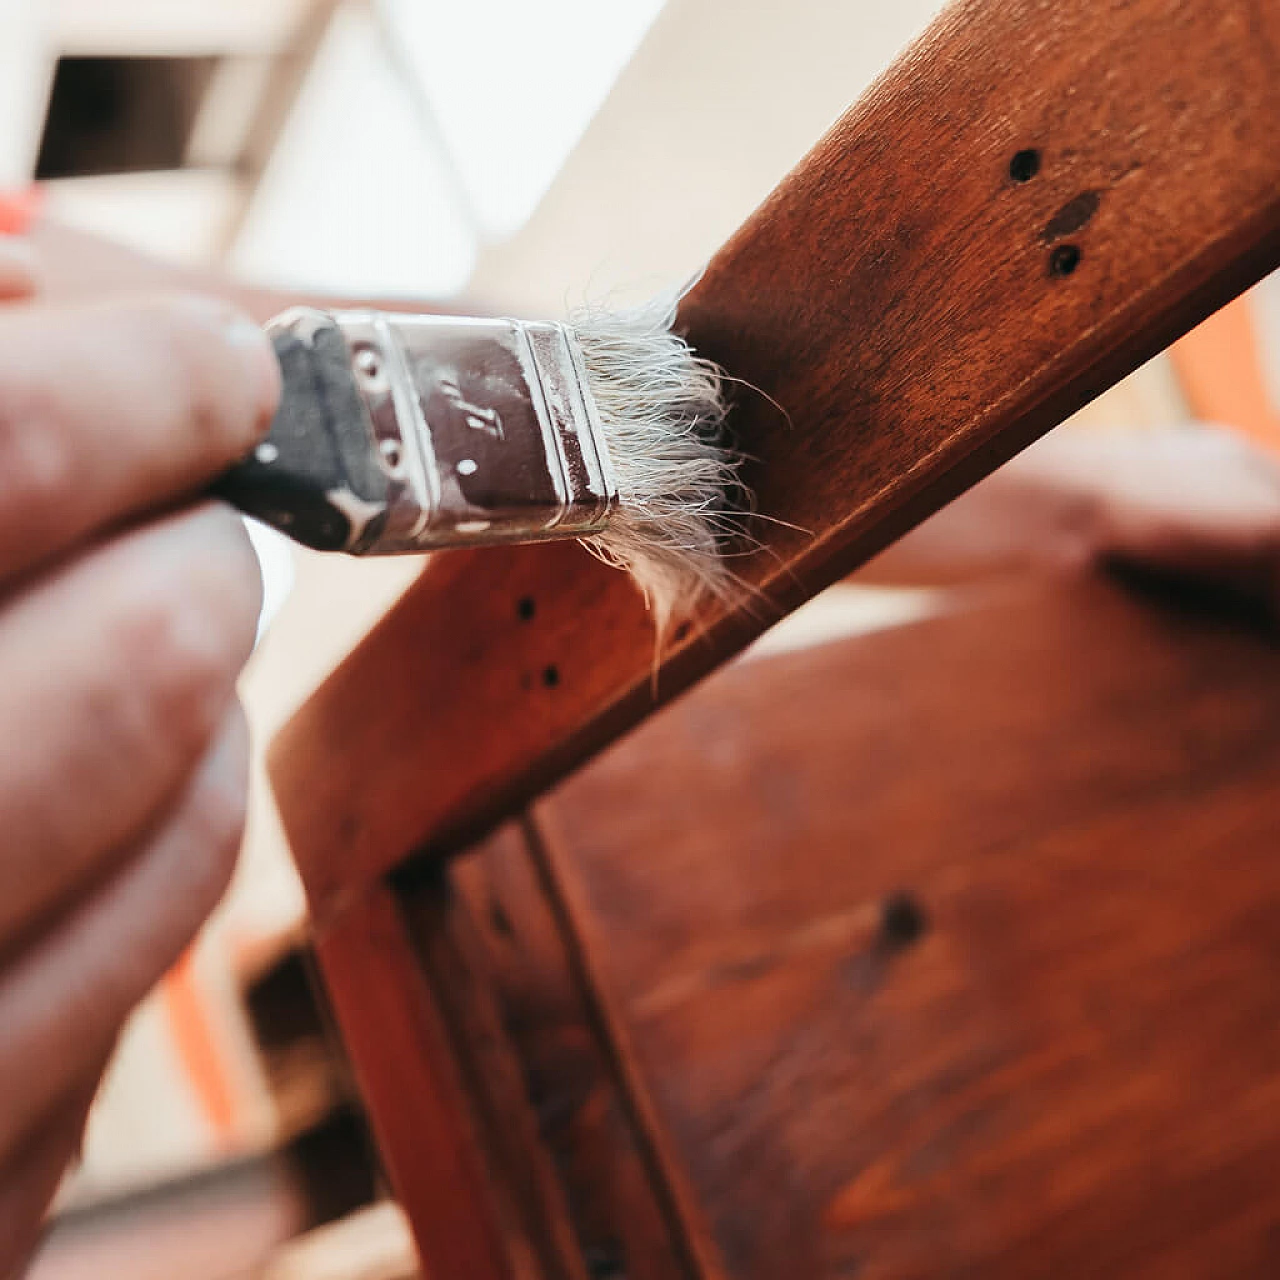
[{"x1": 571, "y1": 294, "x2": 745, "y2": 632}]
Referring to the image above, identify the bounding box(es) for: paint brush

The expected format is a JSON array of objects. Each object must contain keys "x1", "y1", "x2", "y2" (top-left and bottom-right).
[{"x1": 214, "y1": 297, "x2": 744, "y2": 626}]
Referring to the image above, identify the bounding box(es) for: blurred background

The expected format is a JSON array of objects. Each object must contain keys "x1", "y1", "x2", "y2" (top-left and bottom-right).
[{"x1": 1, "y1": 0, "x2": 1277, "y2": 1275}]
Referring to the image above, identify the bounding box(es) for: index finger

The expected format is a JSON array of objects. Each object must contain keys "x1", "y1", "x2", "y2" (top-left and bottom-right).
[{"x1": 0, "y1": 295, "x2": 280, "y2": 580}]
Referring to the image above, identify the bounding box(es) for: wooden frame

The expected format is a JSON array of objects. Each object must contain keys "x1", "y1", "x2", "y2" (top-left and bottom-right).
[
  {"x1": 272, "y1": 0, "x2": 1280, "y2": 913},
  {"x1": 266, "y1": 0, "x2": 1280, "y2": 1271}
]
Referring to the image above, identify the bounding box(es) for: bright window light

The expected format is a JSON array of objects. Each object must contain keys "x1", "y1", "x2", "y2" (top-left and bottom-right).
[
  {"x1": 232, "y1": 4, "x2": 476, "y2": 299},
  {"x1": 376, "y1": 0, "x2": 668, "y2": 238},
  {"x1": 0, "y1": 1, "x2": 53, "y2": 186},
  {"x1": 1256, "y1": 272, "x2": 1280, "y2": 415},
  {"x1": 243, "y1": 518, "x2": 296, "y2": 644}
]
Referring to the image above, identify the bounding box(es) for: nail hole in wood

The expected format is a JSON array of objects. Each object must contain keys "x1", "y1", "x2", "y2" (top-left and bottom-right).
[
  {"x1": 880, "y1": 892, "x2": 927, "y2": 949},
  {"x1": 585, "y1": 1247, "x2": 626, "y2": 1279},
  {"x1": 1041, "y1": 190, "x2": 1100, "y2": 243},
  {"x1": 1049, "y1": 243, "x2": 1082, "y2": 277},
  {"x1": 542, "y1": 665, "x2": 561, "y2": 689},
  {"x1": 489, "y1": 898, "x2": 514, "y2": 940},
  {"x1": 517, "y1": 596, "x2": 536, "y2": 621},
  {"x1": 1009, "y1": 148, "x2": 1041, "y2": 183}
]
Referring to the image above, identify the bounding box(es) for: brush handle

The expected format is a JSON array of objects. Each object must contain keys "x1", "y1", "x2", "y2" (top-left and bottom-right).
[
  {"x1": 215, "y1": 308, "x2": 620, "y2": 558},
  {"x1": 212, "y1": 325, "x2": 390, "y2": 552}
]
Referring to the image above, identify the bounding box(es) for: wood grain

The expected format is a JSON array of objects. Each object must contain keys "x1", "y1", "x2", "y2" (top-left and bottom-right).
[
  {"x1": 398, "y1": 860, "x2": 594, "y2": 1280},
  {"x1": 307, "y1": 824, "x2": 702, "y2": 1279},
  {"x1": 451, "y1": 827, "x2": 698, "y2": 1280},
  {"x1": 270, "y1": 0, "x2": 1280, "y2": 915},
  {"x1": 525, "y1": 574, "x2": 1280, "y2": 1278},
  {"x1": 313, "y1": 885, "x2": 514, "y2": 1279}
]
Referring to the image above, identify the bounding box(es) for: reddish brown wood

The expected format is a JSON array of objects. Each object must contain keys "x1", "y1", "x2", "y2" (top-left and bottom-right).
[
  {"x1": 312, "y1": 885, "x2": 514, "y2": 1279},
  {"x1": 270, "y1": 4, "x2": 1280, "y2": 1273},
  {"x1": 522, "y1": 575, "x2": 1280, "y2": 1278},
  {"x1": 397, "y1": 860, "x2": 594, "y2": 1280},
  {"x1": 451, "y1": 825, "x2": 703, "y2": 1280},
  {"x1": 314, "y1": 840, "x2": 686, "y2": 1280},
  {"x1": 270, "y1": 0, "x2": 1280, "y2": 917},
  {"x1": 305, "y1": 828, "x2": 703, "y2": 1280}
]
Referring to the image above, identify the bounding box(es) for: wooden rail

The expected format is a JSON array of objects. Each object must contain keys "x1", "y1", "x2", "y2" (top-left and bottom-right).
[
  {"x1": 269, "y1": 2, "x2": 1280, "y2": 1270},
  {"x1": 271, "y1": 0, "x2": 1280, "y2": 918}
]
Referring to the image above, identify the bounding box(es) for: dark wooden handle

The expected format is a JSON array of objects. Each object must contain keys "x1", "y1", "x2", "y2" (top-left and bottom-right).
[{"x1": 213, "y1": 325, "x2": 389, "y2": 552}]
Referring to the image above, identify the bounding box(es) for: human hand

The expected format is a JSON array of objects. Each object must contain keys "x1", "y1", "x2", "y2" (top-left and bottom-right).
[
  {"x1": 1032, "y1": 428, "x2": 1280, "y2": 617},
  {"x1": 864, "y1": 426, "x2": 1280, "y2": 620},
  {"x1": 0, "y1": 236, "x2": 280, "y2": 1274}
]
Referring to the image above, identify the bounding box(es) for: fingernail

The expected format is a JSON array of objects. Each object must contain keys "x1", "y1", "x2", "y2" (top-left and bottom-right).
[
  {"x1": 225, "y1": 315, "x2": 282, "y2": 433},
  {"x1": 0, "y1": 236, "x2": 40, "y2": 299}
]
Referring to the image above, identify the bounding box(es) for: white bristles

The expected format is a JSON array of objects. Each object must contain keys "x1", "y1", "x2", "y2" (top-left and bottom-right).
[{"x1": 571, "y1": 293, "x2": 746, "y2": 632}]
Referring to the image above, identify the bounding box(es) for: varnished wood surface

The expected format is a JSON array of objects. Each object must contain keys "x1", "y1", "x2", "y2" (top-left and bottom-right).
[
  {"x1": 522, "y1": 575, "x2": 1280, "y2": 1278},
  {"x1": 398, "y1": 864, "x2": 594, "y2": 1280},
  {"x1": 271, "y1": 0, "x2": 1280, "y2": 916},
  {"x1": 311, "y1": 570, "x2": 1280, "y2": 1277},
  {"x1": 315, "y1": 887, "x2": 514, "y2": 1280},
  {"x1": 452, "y1": 825, "x2": 701, "y2": 1280},
  {"x1": 274, "y1": 1, "x2": 1280, "y2": 1271},
  {"x1": 309, "y1": 827, "x2": 699, "y2": 1278}
]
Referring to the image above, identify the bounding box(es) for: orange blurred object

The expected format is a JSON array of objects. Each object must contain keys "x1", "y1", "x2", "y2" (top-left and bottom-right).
[
  {"x1": 1172, "y1": 291, "x2": 1280, "y2": 452},
  {"x1": 0, "y1": 186, "x2": 43, "y2": 237},
  {"x1": 163, "y1": 950, "x2": 241, "y2": 1147}
]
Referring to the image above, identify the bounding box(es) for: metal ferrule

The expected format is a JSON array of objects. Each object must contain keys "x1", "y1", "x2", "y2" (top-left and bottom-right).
[{"x1": 280, "y1": 308, "x2": 618, "y2": 555}]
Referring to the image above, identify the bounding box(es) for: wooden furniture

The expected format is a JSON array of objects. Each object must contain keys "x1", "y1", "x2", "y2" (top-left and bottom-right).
[
  {"x1": 266, "y1": 0, "x2": 1280, "y2": 1272},
  {"x1": 271, "y1": 0, "x2": 1280, "y2": 910},
  {"x1": 289, "y1": 574, "x2": 1280, "y2": 1278}
]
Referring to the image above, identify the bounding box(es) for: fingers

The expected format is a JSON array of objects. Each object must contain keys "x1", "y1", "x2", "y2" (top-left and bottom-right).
[
  {"x1": 0, "y1": 706, "x2": 250, "y2": 1169},
  {"x1": 0, "y1": 283, "x2": 276, "y2": 1253},
  {"x1": 1096, "y1": 430, "x2": 1280, "y2": 547},
  {"x1": 0, "y1": 504, "x2": 262, "y2": 949},
  {"x1": 0, "y1": 240, "x2": 39, "y2": 304},
  {"x1": 0, "y1": 1070, "x2": 100, "y2": 1280},
  {"x1": 0, "y1": 294, "x2": 280, "y2": 580},
  {"x1": 861, "y1": 426, "x2": 1280, "y2": 592},
  {"x1": 1063, "y1": 429, "x2": 1280, "y2": 603}
]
